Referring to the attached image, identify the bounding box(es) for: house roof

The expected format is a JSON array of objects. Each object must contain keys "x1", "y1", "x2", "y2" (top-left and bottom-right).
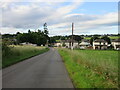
[
  {"x1": 62, "y1": 39, "x2": 78, "y2": 43},
  {"x1": 94, "y1": 39, "x2": 107, "y2": 42},
  {"x1": 111, "y1": 39, "x2": 120, "y2": 42},
  {"x1": 81, "y1": 39, "x2": 90, "y2": 42},
  {"x1": 79, "y1": 42, "x2": 90, "y2": 45},
  {"x1": 94, "y1": 45, "x2": 107, "y2": 46}
]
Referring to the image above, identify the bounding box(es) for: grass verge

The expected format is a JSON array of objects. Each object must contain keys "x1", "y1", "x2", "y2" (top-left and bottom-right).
[
  {"x1": 58, "y1": 48, "x2": 118, "y2": 88},
  {"x1": 2, "y1": 45, "x2": 49, "y2": 68}
]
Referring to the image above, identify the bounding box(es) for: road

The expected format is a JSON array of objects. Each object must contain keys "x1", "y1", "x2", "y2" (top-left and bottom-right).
[{"x1": 2, "y1": 48, "x2": 74, "y2": 88}]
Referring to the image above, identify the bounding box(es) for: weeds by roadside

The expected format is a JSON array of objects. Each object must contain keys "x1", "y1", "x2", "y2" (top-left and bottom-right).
[
  {"x1": 2, "y1": 45, "x2": 49, "y2": 68},
  {"x1": 58, "y1": 48, "x2": 118, "y2": 88}
]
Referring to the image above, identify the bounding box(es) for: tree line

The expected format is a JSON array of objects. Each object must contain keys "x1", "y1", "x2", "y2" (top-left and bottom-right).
[
  {"x1": 1, "y1": 22, "x2": 113, "y2": 47},
  {"x1": 16, "y1": 29, "x2": 49, "y2": 46},
  {"x1": 2, "y1": 32, "x2": 112, "y2": 46}
]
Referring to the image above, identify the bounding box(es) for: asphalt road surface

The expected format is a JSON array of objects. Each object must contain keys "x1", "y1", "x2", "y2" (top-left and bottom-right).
[{"x1": 2, "y1": 48, "x2": 74, "y2": 88}]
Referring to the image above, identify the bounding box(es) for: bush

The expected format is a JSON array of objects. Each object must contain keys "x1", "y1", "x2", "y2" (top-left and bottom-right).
[{"x1": 2, "y1": 39, "x2": 11, "y2": 57}]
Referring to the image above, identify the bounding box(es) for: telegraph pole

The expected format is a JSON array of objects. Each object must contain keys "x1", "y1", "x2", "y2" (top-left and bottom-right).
[{"x1": 71, "y1": 23, "x2": 74, "y2": 50}]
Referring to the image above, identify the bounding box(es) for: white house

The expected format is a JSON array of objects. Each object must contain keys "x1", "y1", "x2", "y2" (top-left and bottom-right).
[
  {"x1": 111, "y1": 39, "x2": 120, "y2": 50},
  {"x1": 79, "y1": 39, "x2": 91, "y2": 49},
  {"x1": 62, "y1": 40, "x2": 78, "y2": 49},
  {"x1": 54, "y1": 42, "x2": 62, "y2": 47},
  {"x1": 93, "y1": 39, "x2": 108, "y2": 50}
]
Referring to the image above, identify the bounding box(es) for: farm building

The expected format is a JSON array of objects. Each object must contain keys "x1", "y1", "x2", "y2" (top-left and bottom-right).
[{"x1": 93, "y1": 39, "x2": 108, "y2": 50}]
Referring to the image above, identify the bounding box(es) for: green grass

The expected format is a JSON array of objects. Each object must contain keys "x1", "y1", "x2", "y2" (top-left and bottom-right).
[
  {"x1": 58, "y1": 48, "x2": 118, "y2": 88},
  {"x1": 84, "y1": 37, "x2": 91, "y2": 40},
  {"x1": 2, "y1": 45, "x2": 49, "y2": 68},
  {"x1": 109, "y1": 36, "x2": 119, "y2": 39},
  {"x1": 84, "y1": 36, "x2": 119, "y2": 40}
]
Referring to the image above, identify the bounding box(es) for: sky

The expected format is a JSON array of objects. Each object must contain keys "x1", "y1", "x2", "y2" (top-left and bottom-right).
[{"x1": 0, "y1": 0, "x2": 119, "y2": 36}]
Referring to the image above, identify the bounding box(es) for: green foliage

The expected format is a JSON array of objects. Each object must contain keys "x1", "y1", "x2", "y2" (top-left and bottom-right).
[
  {"x1": 49, "y1": 37, "x2": 56, "y2": 44},
  {"x1": 43, "y1": 23, "x2": 49, "y2": 35},
  {"x1": 50, "y1": 35, "x2": 83, "y2": 44},
  {"x1": 14, "y1": 23, "x2": 49, "y2": 46},
  {"x1": 2, "y1": 45, "x2": 49, "y2": 68},
  {"x1": 84, "y1": 37, "x2": 91, "y2": 40},
  {"x1": 90, "y1": 36, "x2": 99, "y2": 45},
  {"x1": 73, "y1": 35, "x2": 83, "y2": 43},
  {"x1": 58, "y1": 48, "x2": 118, "y2": 88},
  {"x1": 2, "y1": 38, "x2": 12, "y2": 57},
  {"x1": 90, "y1": 35, "x2": 111, "y2": 45},
  {"x1": 101, "y1": 35, "x2": 111, "y2": 44},
  {"x1": 2, "y1": 34, "x2": 16, "y2": 39},
  {"x1": 62, "y1": 42, "x2": 66, "y2": 47},
  {"x1": 109, "y1": 36, "x2": 119, "y2": 39},
  {"x1": 16, "y1": 29, "x2": 49, "y2": 46}
]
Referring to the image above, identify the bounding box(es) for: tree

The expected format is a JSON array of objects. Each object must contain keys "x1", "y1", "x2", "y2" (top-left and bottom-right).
[
  {"x1": 101, "y1": 35, "x2": 111, "y2": 44},
  {"x1": 90, "y1": 36, "x2": 99, "y2": 45},
  {"x1": 49, "y1": 37, "x2": 56, "y2": 44},
  {"x1": 73, "y1": 35, "x2": 83, "y2": 44},
  {"x1": 28, "y1": 30, "x2": 31, "y2": 33},
  {"x1": 16, "y1": 29, "x2": 49, "y2": 46},
  {"x1": 2, "y1": 38, "x2": 11, "y2": 57},
  {"x1": 62, "y1": 42, "x2": 66, "y2": 47},
  {"x1": 61, "y1": 36, "x2": 66, "y2": 40},
  {"x1": 16, "y1": 32, "x2": 21, "y2": 35},
  {"x1": 43, "y1": 23, "x2": 49, "y2": 35}
]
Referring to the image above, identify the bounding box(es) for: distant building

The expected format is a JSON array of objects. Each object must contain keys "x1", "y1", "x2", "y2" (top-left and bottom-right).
[
  {"x1": 62, "y1": 40, "x2": 78, "y2": 49},
  {"x1": 54, "y1": 39, "x2": 78, "y2": 49},
  {"x1": 54, "y1": 42, "x2": 62, "y2": 47},
  {"x1": 111, "y1": 39, "x2": 120, "y2": 50},
  {"x1": 93, "y1": 39, "x2": 108, "y2": 50},
  {"x1": 79, "y1": 39, "x2": 91, "y2": 49}
]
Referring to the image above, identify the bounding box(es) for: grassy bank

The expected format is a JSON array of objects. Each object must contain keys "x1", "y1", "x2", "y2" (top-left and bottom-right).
[
  {"x1": 58, "y1": 48, "x2": 118, "y2": 88},
  {"x1": 2, "y1": 45, "x2": 49, "y2": 68}
]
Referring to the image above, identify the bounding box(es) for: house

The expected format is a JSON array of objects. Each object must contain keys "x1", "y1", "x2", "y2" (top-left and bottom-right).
[
  {"x1": 62, "y1": 40, "x2": 78, "y2": 49},
  {"x1": 93, "y1": 39, "x2": 108, "y2": 50},
  {"x1": 54, "y1": 39, "x2": 78, "y2": 49},
  {"x1": 79, "y1": 39, "x2": 91, "y2": 49},
  {"x1": 54, "y1": 42, "x2": 62, "y2": 47},
  {"x1": 111, "y1": 39, "x2": 120, "y2": 50}
]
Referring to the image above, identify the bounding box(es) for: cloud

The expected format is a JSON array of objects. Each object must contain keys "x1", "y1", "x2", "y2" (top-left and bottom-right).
[
  {"x1": 76, "y1": 12, "x2": 118, "y2": 30},
  {"x1": 48, "y1": 12, "x2": 118, "y2": 35},
  {"x1": 0, "y1": 1, "x2": 118, "y2": 35},
  {"x1": 1, "y1": 27, "x2": 26, "y2": 34},
  {"x1": 1, "y1": 1, "x2": 82, "y2": 28},
  {"x1": 49, "y1": 12, "x2": 117, "y2": 29},
  {"x1": 2, "y1": 2, "x2": 55, "y2": 28}
]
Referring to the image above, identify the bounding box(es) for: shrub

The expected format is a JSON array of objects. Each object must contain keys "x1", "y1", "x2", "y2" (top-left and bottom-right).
[{"x1": 2, "y1": 39, "x2": 11, "y2": 57}]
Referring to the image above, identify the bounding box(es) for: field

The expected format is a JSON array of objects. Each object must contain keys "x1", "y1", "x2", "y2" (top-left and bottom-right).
[
  {"x1": 109, "y1": 36, "x2": 119, "y2": 39},
  {"x1": 2, "y1": 45, "x2": 49, "y2": 68},
  {"x1": 58, "y1": 48, "x2": 118, "y2": 88},
  {"x1": 84, "y1": 36, "x2": 119, "y2": 40},
  {"x1": 84, "y1": 37, "x2": 91, "y2": 40}
]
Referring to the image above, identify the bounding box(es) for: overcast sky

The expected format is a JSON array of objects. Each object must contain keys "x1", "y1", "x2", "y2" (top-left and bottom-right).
[{"x1": 0, "y1": 0, "x2": 119, "y2": 36}]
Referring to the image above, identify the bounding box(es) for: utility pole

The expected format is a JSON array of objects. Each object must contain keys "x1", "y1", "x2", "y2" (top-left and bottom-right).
[{"x1": 71, "y1": 23, "x2": 74, "y2": 50}]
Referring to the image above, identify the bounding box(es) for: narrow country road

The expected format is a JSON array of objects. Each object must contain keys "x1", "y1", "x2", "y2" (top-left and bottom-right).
[{"x1": 2, "y1": 48, "x2": 74, "y2": 88}]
